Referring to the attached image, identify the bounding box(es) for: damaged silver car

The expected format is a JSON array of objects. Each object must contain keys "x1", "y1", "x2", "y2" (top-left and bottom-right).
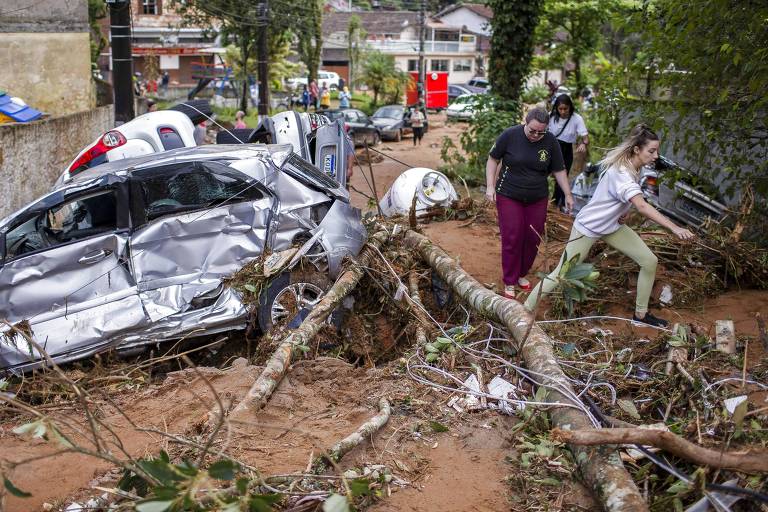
[{"x1": 0, "y1": 144, "x2": 366, "y2": 374}]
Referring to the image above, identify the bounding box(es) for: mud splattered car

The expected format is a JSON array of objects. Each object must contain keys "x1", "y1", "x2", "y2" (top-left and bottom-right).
[{"x1": 0, "y1": 144, "x2": 366, "y2": 373}]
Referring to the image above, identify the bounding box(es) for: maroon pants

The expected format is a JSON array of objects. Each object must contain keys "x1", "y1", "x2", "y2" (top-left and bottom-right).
[{"x1": 496, "y1": 195, "x2": 548, "y2": 286}]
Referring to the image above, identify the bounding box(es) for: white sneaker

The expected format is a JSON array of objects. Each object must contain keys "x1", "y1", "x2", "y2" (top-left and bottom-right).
[
  {"x1": 503, "y1": 285, "x2": 516, "y2": 299},
  {"x1": 517, "y1": 277, "x2": 531, "y2": 290}
]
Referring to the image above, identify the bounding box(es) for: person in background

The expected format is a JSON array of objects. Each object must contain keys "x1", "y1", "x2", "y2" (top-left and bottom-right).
[
  {"x1": 194, "y1": 121, "x2": 207, "y2": 145},
  {"x1": 410, "y1": 106, "x2": 425, "y2": 146},
  {"x1": 524, "y1": 124, "x2": 695, "y2": 327},
  {"x1": 309, "y1": 80, "x2": 319, "y2": 110},
  {"x1": 338, "y1": 76, "x2": 346, "y2": 92},
  {"x1": 234, "y1": 110, "x2": 247, "y2": 129},
  {"x1": 320, "y1": 82, "x2": 331, "y2": 110},
  {"x1": 339, "y1": 86, "x2": 351, "y2": 108},
  {"x1": 548, "y1": 94, "x2": 589, "y2": 209},
  {"x1": 161, "y1": 71, "x2": 169, "y2": 95},
  {"x1": 146, "y1": 99, "x2": 158, "y2": 113},
  {"x1": 301, "y1": 84, "x2": 310, "y2": 112},
  {"x1": 485, "y1": 106, "x2": 571, "y2": 299}
]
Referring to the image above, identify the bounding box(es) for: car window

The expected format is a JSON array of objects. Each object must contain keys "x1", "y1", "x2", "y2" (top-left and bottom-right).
[
  {"x1": 374, "y1": 107, "x2": 403, "y2": 119},
  {"x1": 344, "y1": 111, "x2": 359, "y2": 122},
  {"x1": 357, "y1": 112, "x2": 370, "y2": 124},
  {"x1": 4, "y1": 189, "x2": 117, "y2": 261},
  {"x1": 135, "y1": 164, "x2": 263, "y2": 221}
]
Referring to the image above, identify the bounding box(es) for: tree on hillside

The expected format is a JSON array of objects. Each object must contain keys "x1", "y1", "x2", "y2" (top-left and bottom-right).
[
  {"x1": 628, "y1": 0, "x2": 768, "y2": 201},
  {"x1": 534, "y1": 0, "x2": 618, "y2": 93},
  {"x1": 360, "y1": 51, "x2": 409, "y2": 106},
  {"x1": 347, "y1": 15, "x2": 366, "y2": 90},
  {"x1": 486, "y1": 0, "x2": 544, "y2": 102}
]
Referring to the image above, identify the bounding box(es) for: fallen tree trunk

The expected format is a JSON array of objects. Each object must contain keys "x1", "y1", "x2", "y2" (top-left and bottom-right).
[
  {"x1": 403, "y1": 229, "x2": 648, "y2": 512},
  {"x1": 553, "y1": 427, "x2": 768, "y2": 473},
  {"x1": 314, "y1": 398, "x2": 391, "y2": 473},
  {"x1": 228, "y1": 230, "x2": 390, "y2": 418}
]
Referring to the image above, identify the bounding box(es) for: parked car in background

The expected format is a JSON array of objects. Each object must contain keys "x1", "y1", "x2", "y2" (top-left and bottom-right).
[
  {"x1": 446, "y1": 94, "x2": 482, "y2": 121},
  {"x1": 371, "y1": 104, "x2": 429, "y2": 142},
  {"x1": 571, "y1": 155, "x2": 726, "y2": 227},
  {"x1": 286, "y1": 71, "x2": 341, "y2": 91},
  {"x1": 322, "y1": 108, "x2": 380, "y2": 147},
  {"x1": 0, "y1": 145, "x2": 366, "y2": 373},
  {"x1": 448, "y1": 84, "x2": 485, "y2": 103},
  {"x1": 467, "y1": 77, "x2": 489, "y2": 90}
]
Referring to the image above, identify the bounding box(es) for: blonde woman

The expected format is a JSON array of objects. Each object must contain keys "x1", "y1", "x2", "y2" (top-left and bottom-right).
[{"x1": 524, "y1": 124, "x2": 695, "y2": 327}]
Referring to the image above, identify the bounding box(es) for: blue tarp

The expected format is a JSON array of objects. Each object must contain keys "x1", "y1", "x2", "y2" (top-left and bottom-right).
[{"x1": 0, "y1": 93, "x2": 43, "y2": 122}]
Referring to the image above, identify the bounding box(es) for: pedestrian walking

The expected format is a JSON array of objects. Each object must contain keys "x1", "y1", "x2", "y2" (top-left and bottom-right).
[
  {"x1": 161, "y1": 71, "x2": 169, "y2": 95},
  {"x1": 548, "y1": 94, "x2": 589, "y2": 209},
  {"x1": 309, "y1": 80, "x2": 319, "y2": 110},
  {"x1": 338, "y1": 86, "x2": 351, "y2": 108},
  {"x1": 524, "y1": 124, "x2": 695, "y2": 327},
  {"x1": 301, "y1": 84, "x2": 310, "y2": 112},
  {"x1": 320, "y1": 82, "x2": 331, "y2": 110},
  {"x1": 410, "y1": 106, "x2": 425, "y2": 146},
  {"x1": 234, "y1": 110, "x2": 247, "y2": 129},
  {"x1": 485, "y1": 106, "x2": 571, "y2": 299}
]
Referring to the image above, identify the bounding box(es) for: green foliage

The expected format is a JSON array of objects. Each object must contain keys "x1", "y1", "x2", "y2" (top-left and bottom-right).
[
  {"x1": 487, "y1": 0, "x2": 544, "y2": 101},
  {"x1": 296, "y1": 0, "x2": 324, "y2": 83},
  {"x1": 87, "y1": 0, "x2": 107, "y2": 68},
  {"x1": 347, "y1": 15, "x2": 366, "y2": 90},
  {"x1": 360, "y1": 51, "x2": 412, "y2": 107},
  {"x1": 118, "y1": 452, "x2": 283, "y2": 511},
  {"x1": 538, "y1": 252, "x2": 599, "y2": 315},
  {"x1": 3, "y1": 477, "x2": 31, "y2": 498},
  {"x1": 612, "y1": 0, "x2": 768, "y2": 206},
  {"x1": 534, "y1": 0, "x2": 620, "y2": 92},
  {"x1": 422, "y1": 326, "x2": 473, "y2": 364},
  {"x1": 441, "y1": 95, "x2": 521, "y2": 185},
  {"x1": 520, "y1": 85, "x2": 549, "y2": 105}
]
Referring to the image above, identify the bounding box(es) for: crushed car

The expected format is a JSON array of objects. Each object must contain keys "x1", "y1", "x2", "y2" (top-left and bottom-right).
[
  {"x1": 0, "y1": 143, "x2": 366, "y2": 374},
  {"x1": 571, "y1": 155, "x2": 727, "y2": 227}
]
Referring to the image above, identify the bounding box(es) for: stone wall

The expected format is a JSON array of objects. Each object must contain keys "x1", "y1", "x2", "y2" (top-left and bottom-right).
[
  {"x1": 0, "y1": 106, "x2": 114, "y2": 219},
  {"x1": 0, "y1": 0, "x2": 94, "y2": 116}
]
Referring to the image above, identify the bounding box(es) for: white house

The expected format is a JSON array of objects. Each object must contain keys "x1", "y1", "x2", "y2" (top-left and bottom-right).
[{"x1": 433, "y1": 3, "x2": 492, "y2": 37}]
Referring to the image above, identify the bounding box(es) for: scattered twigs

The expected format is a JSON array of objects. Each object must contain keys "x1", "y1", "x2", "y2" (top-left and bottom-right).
[
  {"x1": 757, "y1": 313, "x2": 768, "y2": 352},
  {"x1": 226, "y1": 230, "x2": 390, "y2": 418},
  {"x1": 314, "y1": 398, "x2": 391, "y2": 473},
  {"x1": 364, "y1": 143, "x2": 384, "y2": 217},
  {"x1": 553, "y1": 427, "x2": 768, "y2": 473},
  {"x1": 408, "y1": 272, "x2": 429, "y2": 346},
  {"x1": 403, "y1": 229, "x2": 648, "y2": 512}
]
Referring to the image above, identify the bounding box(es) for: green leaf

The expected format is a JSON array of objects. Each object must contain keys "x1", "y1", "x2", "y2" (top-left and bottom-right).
[
  {"x1": 244, "y1": 284, "x2": 258, "y2": 293},
  {"x1": 138, "y1": 458, "x2": 180, "y2": 485},
  {"x1": 732, "y1": 399, "x2": 748, "y2": 430},
  {"x1": 208, "y1": 459, "x2": 238, "y2": 481},
  {"x1": 429, "y1": 421, "x2": 449, "y2": 433},
  {"x1": 617, "y1": 399, "x2": 641, "y2": 420},
  {"x1": 249, "y1": 493, "x2": 282, "y2": 512},
  {"x1": 424, "y1": 343, "x2": 439, "y2": 353},
  {"x1": 349, "y1": 478, "x2": 372, "y2": 496},
  {"x1": 135, "y1": 500, "x2": 174, "y2": 512},
  {"x1": 236, "y1": 476, "x2": 250, "y2": 495},
  {"x1": 3, "y1": 477, "x2": 32, "y2": 498},
  {"x1": 322, "y1": 493, "x2": 350, "y2": 512},
  {"x1": 48, "y1": 425, "x2": 74, "y2": 449},
  {"x1": 12, "y1": 419, "x2": 47, "y2": 439},
  {"x1": 0, "y1": 378, "x2": 8, "y2": 390},
  {"x1": 425, "y1": 352, "x2": 439, "y2": 363},
  {"x1": 666, "y1": 480, "x2": 691, "y2": 494}
]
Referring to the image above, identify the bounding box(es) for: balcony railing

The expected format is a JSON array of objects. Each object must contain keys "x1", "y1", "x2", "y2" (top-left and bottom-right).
[{"x1": 363, "y1": 39, "x2": 475, "y2": 54}]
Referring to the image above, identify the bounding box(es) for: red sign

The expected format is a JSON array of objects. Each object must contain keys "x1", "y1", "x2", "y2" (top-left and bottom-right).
[{"x1": 132, "y1": 47, "x2": 205, "y2": 56}]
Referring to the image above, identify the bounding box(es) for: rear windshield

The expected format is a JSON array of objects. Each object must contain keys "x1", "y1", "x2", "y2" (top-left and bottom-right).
[
  {"x1": 324, "y1": 111, "x2": 344, "y2": 121},
  {"x1": 282, "y1": 153, "x2": 340, "y2": 191},
  {"x1": 374, "y1": 107, "x2": 403, "y2": 119}
]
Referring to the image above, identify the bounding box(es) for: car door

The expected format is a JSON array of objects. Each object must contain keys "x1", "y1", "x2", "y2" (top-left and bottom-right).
[
  {"x1": 0, "y1": 182, "x2": 146, "y2": 371},
  {"x1": 128, "y1": 161, "x2": 275, "y2": 322},
  {"x1": 314, "y1": 120, "x2": 348, "y2": 188},
  {"x1": 356, "y1": 111, "x2": 376, "y2": 143}
]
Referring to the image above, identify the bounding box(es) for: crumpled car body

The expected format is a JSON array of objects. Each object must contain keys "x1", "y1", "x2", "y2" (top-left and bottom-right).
[{"x1": 0, "y1": 144, "x2": 366, "y2": 374}]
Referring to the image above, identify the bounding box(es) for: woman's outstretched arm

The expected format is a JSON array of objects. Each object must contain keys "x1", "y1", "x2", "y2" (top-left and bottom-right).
[{"x1": 630, "y1": 195, "x2": 695, "y2": 240}]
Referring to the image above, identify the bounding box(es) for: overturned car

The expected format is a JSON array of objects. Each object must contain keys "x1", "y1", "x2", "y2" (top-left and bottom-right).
[{"x1": 0, "y1": 144, "x2": 366, "y2": 373}]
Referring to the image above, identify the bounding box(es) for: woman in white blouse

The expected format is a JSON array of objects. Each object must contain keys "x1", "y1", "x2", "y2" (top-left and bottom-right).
[{"x1": 548, "y1": 94, "x2": 589, "y2": 209}]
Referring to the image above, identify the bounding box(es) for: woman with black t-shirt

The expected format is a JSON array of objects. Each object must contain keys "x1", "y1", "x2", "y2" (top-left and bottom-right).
[{"x1": 485, "y1": 107, "x2": 573, "y2": 299}]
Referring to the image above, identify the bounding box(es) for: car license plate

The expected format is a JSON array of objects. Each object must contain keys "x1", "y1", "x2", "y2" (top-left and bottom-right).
[
  {"x1": 323, "y1": 154, "x2": 336, "y2": 177},
  {"x1": 676, "y1": 199, "x2": 710, "y2": 220}
]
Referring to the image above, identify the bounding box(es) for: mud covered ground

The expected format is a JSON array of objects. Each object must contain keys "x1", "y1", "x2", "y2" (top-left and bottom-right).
[{"x1": 1, "y1": 114, "x2": 767, "y2": 511}]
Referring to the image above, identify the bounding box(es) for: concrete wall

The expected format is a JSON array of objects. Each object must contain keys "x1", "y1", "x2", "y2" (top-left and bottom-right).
[
  {"x1": 0, "y1": 106, "x2": 114, "y2": 219},
  {"x1": 0, "y1": 0, "x2": 94, "y2": 116}
]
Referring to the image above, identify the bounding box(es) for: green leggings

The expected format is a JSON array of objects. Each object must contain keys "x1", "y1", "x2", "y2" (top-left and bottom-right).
[{"x1": 524, "y1": 225, "x2": 658, "y2": 316}]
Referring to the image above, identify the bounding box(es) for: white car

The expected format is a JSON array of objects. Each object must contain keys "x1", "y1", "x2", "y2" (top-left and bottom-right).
[
  {"x1": 286, "y1": 70, "x2": 341, "y2": 91},
  {"x1": 446, "y1": 94, "x2": 481, "y2": 121},
  {"x1": 59, "y1": 110, "x2": 197, "y2": 185}
]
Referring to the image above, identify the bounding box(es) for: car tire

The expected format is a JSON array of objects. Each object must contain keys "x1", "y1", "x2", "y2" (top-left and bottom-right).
[
  {"x1": 372, "y1": 131, "x2": 381, "y2": 146},
  {"x1": 257, "y1": 269, "x2": 331, "y2": 332}
]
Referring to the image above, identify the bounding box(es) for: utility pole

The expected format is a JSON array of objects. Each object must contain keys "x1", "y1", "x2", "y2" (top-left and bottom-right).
[
  {"x1": 108, "y1": 0, "x2": 135, "y2": 123},
  {"x1": 417, "y1": 0, "x2": 426, "y2": 104},
  {"x1": 257, "y1": 0, "x2": 270, "y2": 116}
]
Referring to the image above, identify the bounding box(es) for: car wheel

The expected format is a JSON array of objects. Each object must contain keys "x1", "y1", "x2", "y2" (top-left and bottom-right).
[
  {"x1": 257, "y1": 270, "x2": 331, "y2": 332},
  {"x1": 372, "y1": 131, "x2": 381, "y2": 146},
  {"x1": 394, "y1": 129, "x2": 401, "y2": 142}
]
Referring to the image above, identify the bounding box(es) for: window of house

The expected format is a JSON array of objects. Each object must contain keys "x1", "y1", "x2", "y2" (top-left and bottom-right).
[
  {"x1": 453, "y1": 59, "x2": 472, "y2": 72},
  {"x1": 142, "y1": 0, "x2": 160, "y2": 15},
  {"x1": 407, "y1": 59, "x2": 419, "y2": 72},
  {"x1": 430, "y1": 59, "x2": 449, "y2": 72}
]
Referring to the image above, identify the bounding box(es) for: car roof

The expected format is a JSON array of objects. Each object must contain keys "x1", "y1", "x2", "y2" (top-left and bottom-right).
[{"x1": 61, "y1": 144, "x2": 283, "y2": 187}]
